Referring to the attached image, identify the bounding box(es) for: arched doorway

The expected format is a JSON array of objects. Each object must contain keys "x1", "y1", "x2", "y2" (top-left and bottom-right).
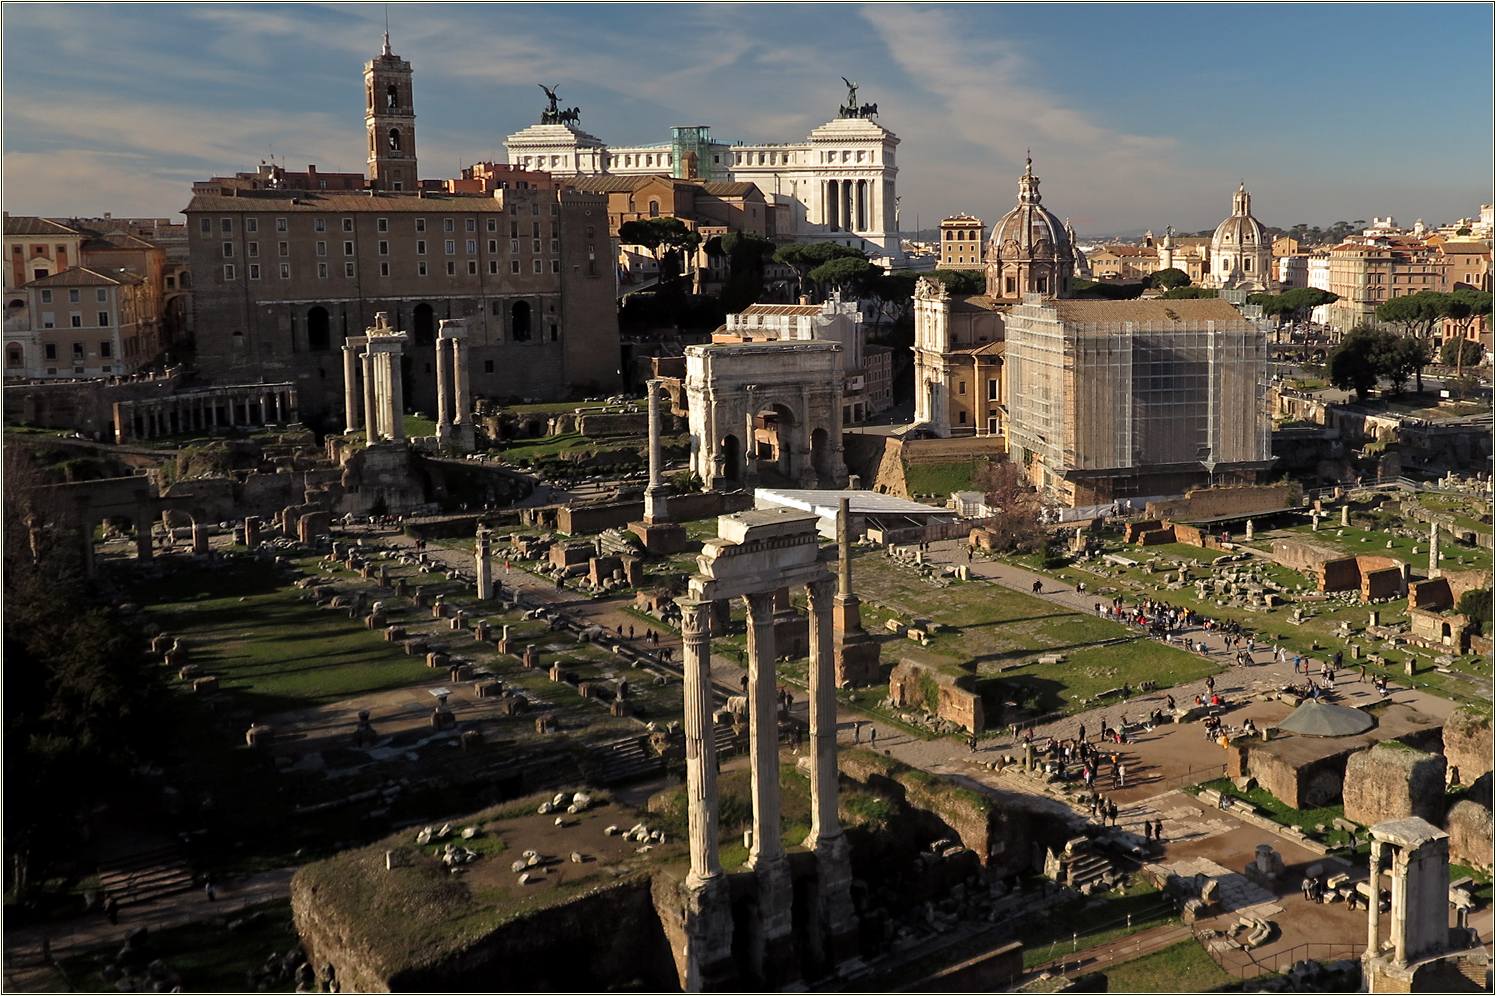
[
  {"x1": 307, "y1": 306, "x2": 331, "y2": 352},
  {"x1": 511, "y1": 301, "x2": 532, "y2": 342},
  {"x1": 769, "y1": 404, "x2": 797, "y2": 480},
  {"x1": 810, "y1": 427, "x2": 832, "y2": 486},
  {"x1": 412, "y1": 303, "x2": 435, "y2": 346},
  {"x1": 719, "y1": 433, "x2": 741, "y2": 483}
]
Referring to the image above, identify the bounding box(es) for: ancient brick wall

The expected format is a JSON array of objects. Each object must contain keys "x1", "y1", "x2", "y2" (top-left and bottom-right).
[
  {"x1": 1410, "y1": 578, "x2": 1455, "y2": 612},
  {"x1": 887, "y1": 657, "x2": 983, "y2": 733},
  {"x1": 1144, "y1": 483, "x2": 1299, "y2": 522},
  {"x1": 1318, "y1": 558, "x2": 1362, "y2": 593},
  {"x1": 1445, "y1": 799, "x2": 1492, "y2": 871},
  {"x1": 1342, "y1": 744, "x2": 1446, "y2": 826},
  {"x1": 1362, "y1": 565, "x2": 1405, "y2": 601},
  {"x1": 1270, "y1": 539, "x2": 1342, "y2": 573},
  {"x1": 1443, "y1": 706, "x2": 1493, "y2": 784}
]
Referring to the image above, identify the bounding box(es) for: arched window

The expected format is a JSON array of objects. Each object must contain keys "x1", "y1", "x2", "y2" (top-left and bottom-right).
[
  {"x1": 386, "y1": 85, "x2": 398, "y2": 109},
  {"x1": 389, "y1": 128, "x2": 401, "y2": 151},
  {"x1": 412, "y1": 303, "x2": 435, "y2": 346},
  {"x1": 512, "y1": 301, "x2": 532, "y2": 341},
  {"x1": 306, "y1": 306, "x2": 331, "y2": 352},
  {"x1": 648, "y1": 200, "x2": 660, "y2": 218}
]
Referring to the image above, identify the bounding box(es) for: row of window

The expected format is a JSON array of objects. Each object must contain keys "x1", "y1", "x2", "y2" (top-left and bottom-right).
[
  {"x1": 39, "y1": 288, "x2": 108, "y2": 304},
  {"x1": 225, "y1": 238, "x2": 567, "y2": 259},
  {"x1": 24, "y1": 341, "x2": 114, "y2": 361},
  {"x1": 38, "y1": 311, "x2": 112, "y2": 328},
  {"x1": 224, "y1": 258, "x2": 566, "y2": 281},
  {"x1": 818, "y1": 149, "x2": 876, "y2": 164},
  {"x1": 199, "y1": 206, "x2": 563, "y2": 236},
  {"x1": 944, "y1": 229, "x2": 981, "y2": 240}
]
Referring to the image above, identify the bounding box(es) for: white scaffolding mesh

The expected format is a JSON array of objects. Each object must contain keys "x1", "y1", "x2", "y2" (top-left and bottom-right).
[{"x1": 1006, "y1": 315, "x2": 1269, "y2": 476}]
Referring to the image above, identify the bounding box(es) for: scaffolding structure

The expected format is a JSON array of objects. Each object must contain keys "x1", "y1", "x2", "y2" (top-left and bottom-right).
[{"x1": 1006, "y1": 302, "x2": 1270, "y2": 498}]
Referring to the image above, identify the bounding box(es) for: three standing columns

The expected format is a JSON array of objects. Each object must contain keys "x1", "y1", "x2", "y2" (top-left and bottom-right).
[{"x1": 676, "y1": 578, "x2": 859, "y2": 991}]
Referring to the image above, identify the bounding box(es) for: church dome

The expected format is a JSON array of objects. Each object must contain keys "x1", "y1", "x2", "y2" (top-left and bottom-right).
[
  {"x1": 1211, "y1": 184, "x2": 1267, "y2": 253},
  {"x1": 989, "y1": 158, "x2": 1073, "y2": 263}
]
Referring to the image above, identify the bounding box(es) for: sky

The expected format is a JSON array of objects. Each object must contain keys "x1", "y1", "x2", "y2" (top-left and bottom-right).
[{"x1": 4, "y1": 3, "x2": 1492, "y2": 237}]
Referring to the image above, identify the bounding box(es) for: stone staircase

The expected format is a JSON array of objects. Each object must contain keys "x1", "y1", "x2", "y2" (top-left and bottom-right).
[
  {"x1": 585, "y1": 735, "x2": 664, "y2": 786},
  {"x1": 97, "y1": 842, "x2": 196, "y2": 907},
  {"x1": 1044, "y1": 836, "x2": 1119, "y2": 895}
]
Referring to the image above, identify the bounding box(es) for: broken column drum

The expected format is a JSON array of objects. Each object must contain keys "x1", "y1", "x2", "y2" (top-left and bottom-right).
[{"x1": 675, "y1": 509, "x2": 859, "y2": 990}]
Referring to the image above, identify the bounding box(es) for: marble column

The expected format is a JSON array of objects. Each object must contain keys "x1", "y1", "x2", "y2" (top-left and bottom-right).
[
  {"x1": 677, "y1": 597, "x2": 734, "y2": 990},
  {"x1": 475, "y1": 527, "x2": 493, "y2": 600},
  {"x1": 362, "y1": 351, "x2": 378, "y2": 441},
  {"x1": 1341, "y1": 504, "x2": 1350, "y2": 527},
  {"x1": 454, "y1": 335, "x2": 472, "y2": 449},
  {"x1": 1428, "y1": 521, "x2": 1438, "y2": 576},
  {"x1": 435, "y1": 337, "x2": 453, "y2": 444},
  {"x1": 1390, "y1": 844, "x2": 1408, "y2": 966},
  {"x1": 344, "y1": 344, "x2": 362, "y2": 434},
  {"x1": 745, "y1": 590, "x2": 797, "y2": 988},
  {"x1": 643, "y1": 379, "x2": 670, "y2": 524},
  {"x1": 388, "y1": 351, "x2": 405, "y2": 441},
  {"x1": 1367, "y1": 839, "x2": 1382, "y2": 956},
  {"x1": 806, "y1": 577, "x2": 860, "y2": 968},
  {"x1": 743, "y1": 404, "x2": 759, "y2": 487}
]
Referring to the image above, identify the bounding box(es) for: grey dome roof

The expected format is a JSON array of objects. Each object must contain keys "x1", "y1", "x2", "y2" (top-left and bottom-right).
[
  {"x1": 990, "y1": 159, "x2": 1074, "y2": 263},
  {"x1": 1212, "y1": 185, "x2": 1267, "y2": 251},
  {"x1": 1277, "y1": 700, "x2": 1375, "y2": 737}
]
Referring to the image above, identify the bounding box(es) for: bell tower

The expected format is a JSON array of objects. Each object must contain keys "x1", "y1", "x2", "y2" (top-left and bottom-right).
[{"x1": 365, "y1": 33, "x2": 416, "y2": 191}]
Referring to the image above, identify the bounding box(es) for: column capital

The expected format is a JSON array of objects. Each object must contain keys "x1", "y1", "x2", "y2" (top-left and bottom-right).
[
  {"x1": 744, "y1": 590, "x2": 776, "y2": 623},
  {"x1": 807, "y1": 575, "x2": 837, "y2": 607}
]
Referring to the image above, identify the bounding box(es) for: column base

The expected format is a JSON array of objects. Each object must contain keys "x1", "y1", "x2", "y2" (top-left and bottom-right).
[
  {"x1": 749, "y1": 853, "x2": 801, "y2": 991},
  {"x1": 833, "y1": 633, "x2": 881, "y2": 687},
  {"x1": 678, "y1": 872, "x2": 736, "y2": 992},
  {"x1": 628, "y1": 520, "x2": 689, "y2": 554},
  {"x1": 807, "y1": 833, "x2": 861, "y2": 973}
]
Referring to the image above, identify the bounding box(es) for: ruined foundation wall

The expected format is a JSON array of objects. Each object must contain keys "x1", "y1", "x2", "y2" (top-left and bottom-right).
[{"x1": 1342, "y1": 744, "x2": 1446, "y2": 826}]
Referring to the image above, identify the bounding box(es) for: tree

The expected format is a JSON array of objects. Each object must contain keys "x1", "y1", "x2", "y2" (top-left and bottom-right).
[
  {"x1": 707, "y1": 231, "x2": 776, "y2": 313},
  {"x1": 1378, "y1": 334, "x2": 1430, "y2": 395},
  {"x1": 1376, "y1": 290, "x2": 1450, "y2": 340},
  {"x1": 1440, "y1": 337, "x2": 1484, "y2": 367},
  {"x1": 1326, "y1": 327, "x2": 1385, "y2": 400},
  {"x1": 771, "y1": 243, "x2": 866, "y2": 303},
  {"x1": 929, "y1": 269, "x2": 985, "y2": 295},
  {"x1": 970, "y1": 458, "x2": 1046, "y2": 554},
  {"x1": 865, "y1": 271, "x2": 920, "y2": 330},
  {"x1": 619, "y1": 217, "x2": 702, "y2": 301},
  {"x1": 1457, "y1": 588, "x2": 1491, "y2": 635},
  {"x1": 1150, "y1": 267, "x2": 1191, "y2": 291},
  {"x1": 1160, "y1": 286, "x2": 1219, "y2": 300},
  {"x1": 807, "y1": 256, "x2": 883, "y2": 299},
  {"x1": 1074, "y1": 279, "x2": 1147, "y2": 300},
  {"x1": 3, "y1": 446, "x2": 167, "y2": 899}
]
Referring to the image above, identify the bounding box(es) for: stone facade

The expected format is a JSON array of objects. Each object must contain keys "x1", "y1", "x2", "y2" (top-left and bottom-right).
[
  {"x1": 1443, "y1": 706, "x2": 1493, "y2": 785},
  {"x1": 684, "y1": 341, "x2": 847, "y2": 491},
  {"x1": 1445, "y1": 799, "x2": 1492, "y2": 872},
  {"x1": 1343, "y1": 744, "x2": 1446, "y2": 827}
]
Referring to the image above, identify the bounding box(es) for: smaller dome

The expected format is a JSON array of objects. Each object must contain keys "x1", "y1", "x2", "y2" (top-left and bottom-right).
[
  {"x1": 990, "y1": 158, "x2": 1073, "y2": 262},
  {"x1": 1212, "y1": 184, "x2": 1266, "y2": 250}
]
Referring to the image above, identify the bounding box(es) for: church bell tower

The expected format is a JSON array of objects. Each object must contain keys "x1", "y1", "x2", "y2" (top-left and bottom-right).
[{"x1": 365, "y1": 33, "x2": 417, "y2": 191}]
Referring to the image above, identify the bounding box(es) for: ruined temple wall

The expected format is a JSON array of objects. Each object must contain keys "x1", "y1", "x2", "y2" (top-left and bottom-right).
[
  {"x1": 1444, "y1": 707, "x2": 1493, "y2": 784},
  {"x1": 1144, "y1": 483, "x2": 1298, "y2": 522},
  {"x1": 1445, "y1": 800, "x2": 1493, "y2": 872},
  {"x1": 1246, "y1": 742, "x2": 1359, "y2": 810},
  {"x1": 1342, "y1": 745, "x2": 1446, "y2": 826}
]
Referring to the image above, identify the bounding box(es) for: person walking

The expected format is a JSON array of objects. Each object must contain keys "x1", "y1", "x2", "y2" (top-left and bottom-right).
[
  {"x1": 105, "y1": 895, "x2": 119, "y2": 925},
  {"x1": 853, "y1": 720, "x2": 863, "y2": 744},
  {"x1": 1108, "y1": 799, "x2": 1119, "y2": 826},
  {"x1": 205, "y1": 880, "x2": 216, "y2": 902},
  {"x1": 868, "y1": 727, "x2": 878, "y2": 749}
]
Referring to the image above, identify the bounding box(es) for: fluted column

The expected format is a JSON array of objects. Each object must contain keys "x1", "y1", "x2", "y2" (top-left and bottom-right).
[
  {"x1": 388, "y1": 352, "x2": 405, "y2": 441},
  {"x1": 745, "y1": 590, "x2": 797, "y2": 988},
  {"x1": 676, "y1": 596, "x2": 735, "y2": 990},
  {"x1": 454, "y1": 337, "x2": 472, "y2": 446},
  {"x1": 805, "y1": 577, "x2": 839, "y2": 847},
  {"x1": 435, "y1": 338, "x2": 453, "y2": 443},
  {"x1": 1367, "y1": 839, "x2": 1382, "y2": 957},
  {"x1": 362, "y1": 351, "x2": 378, "y2": 441}
]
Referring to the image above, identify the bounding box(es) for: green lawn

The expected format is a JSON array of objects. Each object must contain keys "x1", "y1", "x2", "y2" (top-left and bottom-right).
[
  {"x1": 58, "y1": 899, "x2": 296, "y2": 993},
  {"x1": 1103, "y1": 938, "x2": 1242, "y2": 993},
  {"x1": 1266, "y1": 522, "x2": 1491, "y2": 575},
  {"x1": 131, "y1": 561, "x2": 430, "y2": 714},
  {"x1": 1019, "y1": 882, "x2": 1177, "y2": 969},
  {"x1": 903, "y1": 460, "x2": 976, "y2": 497}
]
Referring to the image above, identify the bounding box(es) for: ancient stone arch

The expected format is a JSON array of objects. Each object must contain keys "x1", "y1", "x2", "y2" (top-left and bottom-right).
[{"x1": 684, "y1": 342, "x2": 847, "y2": 491}]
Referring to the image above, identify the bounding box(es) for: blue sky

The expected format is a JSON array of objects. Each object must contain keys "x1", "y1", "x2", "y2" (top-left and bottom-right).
[{"x1": 5, "y1": 3, "x2": 1491, "y2": 236}]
